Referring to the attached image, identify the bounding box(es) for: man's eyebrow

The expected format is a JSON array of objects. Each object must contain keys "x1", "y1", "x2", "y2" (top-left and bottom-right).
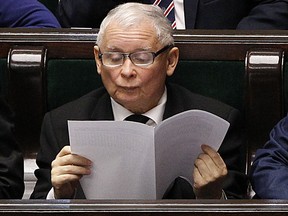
[
  {"x1": 105, "y1": 47, "x2": 122, "y2": 52},
  {"x1": 105, "y1": 47, "x2": 153, "y2": 52}
]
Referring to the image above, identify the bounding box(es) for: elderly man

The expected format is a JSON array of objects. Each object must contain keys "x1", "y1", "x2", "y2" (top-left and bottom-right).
[{"x1": 31, "y1": 3, "x2": 247, "y2": 199}]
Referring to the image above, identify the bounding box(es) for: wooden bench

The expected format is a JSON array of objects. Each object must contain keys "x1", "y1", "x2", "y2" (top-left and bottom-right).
[
  {"x1": 0, "y1": 29, "x2": 286, "y2": 197},
  {"x1": 0, "y1": 199, "x2": 288, "y2": 215}
]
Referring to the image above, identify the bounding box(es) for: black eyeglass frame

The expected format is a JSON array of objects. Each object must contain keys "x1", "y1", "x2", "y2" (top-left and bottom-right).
[{"x1": 98, "y1": 45, "x2": 173, "y2": 67}]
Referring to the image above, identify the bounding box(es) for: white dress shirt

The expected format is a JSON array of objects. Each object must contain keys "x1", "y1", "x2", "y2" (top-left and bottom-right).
[
  {"x1": 174, "y1": 0, "x2": 185, "y2": 29},
  {"x1": 111, "y1": 88, "x2": 167, "y2": 126}
]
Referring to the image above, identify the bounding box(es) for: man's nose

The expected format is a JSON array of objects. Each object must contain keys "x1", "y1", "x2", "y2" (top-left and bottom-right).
[{"x1": 120, "y1": 57, "x2": 136, "y2": 77}]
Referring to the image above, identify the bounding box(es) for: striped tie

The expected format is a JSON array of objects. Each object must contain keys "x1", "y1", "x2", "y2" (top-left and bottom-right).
[{"x1": 153, "y1": 0, "x2": 176, "y2": 29}]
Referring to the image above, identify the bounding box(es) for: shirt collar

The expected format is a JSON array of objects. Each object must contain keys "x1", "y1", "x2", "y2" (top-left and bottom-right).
[{"x1": 111, "y1": 87, "x2": 167, "y2": 126}]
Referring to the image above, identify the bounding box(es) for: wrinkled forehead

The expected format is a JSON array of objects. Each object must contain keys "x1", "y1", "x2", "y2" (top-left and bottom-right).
[{"x1": 100, "y1": 22, "x2": 160, "y2": 49}]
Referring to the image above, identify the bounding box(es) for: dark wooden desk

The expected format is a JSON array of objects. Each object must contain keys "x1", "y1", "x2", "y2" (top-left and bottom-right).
[{"x1": 0, "y1": 200, "x2": 288, "y2": 215}]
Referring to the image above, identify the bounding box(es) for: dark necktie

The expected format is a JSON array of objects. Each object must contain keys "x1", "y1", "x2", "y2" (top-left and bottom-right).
[
  {"x1": 124, "y1": 114, "x2": 150, "y2": 124},
  {"x1": 153, "y1": 0, "x2": 176, "y2": 29}
]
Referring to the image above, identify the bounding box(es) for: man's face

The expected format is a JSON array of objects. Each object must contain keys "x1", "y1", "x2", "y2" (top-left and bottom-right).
[{"x1": 94, "y1": 22, "x2": 178, "y2": 114}]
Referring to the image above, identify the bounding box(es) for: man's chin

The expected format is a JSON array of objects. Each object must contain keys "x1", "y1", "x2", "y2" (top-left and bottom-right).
[
  {"x1": 115, "y1": 92, "x2": 139, "y2": 103},
  {"x1": 117, "y1": 98, "x2": 145, "y2": 112}
]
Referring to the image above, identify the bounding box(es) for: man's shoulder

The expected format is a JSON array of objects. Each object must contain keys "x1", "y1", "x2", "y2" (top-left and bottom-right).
[
  {"x1": 270, "y1": 115, "x2": 288, "y2": 138},
  {"x1": 46, "y1": 87, "x2": 108, "y2": 119},
  {"x1": 1, "y1": 0, "x2": 60, "y2": 28},
  {"x1": 168, "y1": 83, "x2": 236, "y2": 109},
  {"x1": 167, "y1": 83, "x2": 239, "y2": 121}
]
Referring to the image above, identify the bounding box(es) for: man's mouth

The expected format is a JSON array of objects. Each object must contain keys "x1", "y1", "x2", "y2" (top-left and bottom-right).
[{"x1": 120, "y1": 86, "x2": 138, "y2": 91}]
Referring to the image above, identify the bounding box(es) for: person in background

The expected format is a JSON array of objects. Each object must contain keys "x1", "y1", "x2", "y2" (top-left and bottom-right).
[
  {"x1": 0, "y1": 0, "x2": 61, "y2": 28},
  {"x1": 55, "y1": 0, "x2": 288, "y2": 29},
  {"x1": 31, "y1": 3, "x2": 247, "y2": 199},
  {"x1": 0, "y1": 96, "x2": 24, "y2": 198},
  {"x1": 56, "y1": 0, "x2": 139, "y2": 28},
  {"x1": 250, "y1": 114, "x2": 288, "y2": 199}
]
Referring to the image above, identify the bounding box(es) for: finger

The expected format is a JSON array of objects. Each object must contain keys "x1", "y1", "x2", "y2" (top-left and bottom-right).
[
  {"x1": 57, "y1": 153, "x2": 92, "y2": 167},
  {"x1": 51, "y1": 164, "x2": 91, "y2": 189},
  {"x1": 53, "y1": 150, "x2": 92, "y2": 168},
  {"x1": 51, "y1": 173, "x2": 82, "y2": 191},
  {"x1": 52, "y1": 173, "x2": 82, "y2": 185},
  {"x1": 201, "y1": 144, "x2": 226, "y2": 168},
  {"x1": 56, "y1": 145, "x2": 72, "y2": 157},
  {"x1": 194, "y1": 153, "x2": 214, "y2": 180},
  {"x1": 195, "y1": 151, "x2": 227, "y2": 181},
  {"x1": 193, "y1": 165, "x2": 207, "y2": 188},
  {"x1": 51, "y1": 151, "x2": 92, "y2": 184},
  {"x1": 54, "y1": 146, "x2": 74, "y2": 167},
  {"x1": 52, "y1": 164, "x2": 91, "y2": 177}
]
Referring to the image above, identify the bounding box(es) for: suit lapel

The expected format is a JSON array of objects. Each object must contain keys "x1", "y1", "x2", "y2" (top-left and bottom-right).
[
  {"x1": 90, "y1": 90, "x2": 114, "y2": 120},
  {"x1": 163, "y1": 83, "x2": 188, "y2": 120},
  {"x1": 184, "y1": 0, "x2": 199, "y2": 29}
]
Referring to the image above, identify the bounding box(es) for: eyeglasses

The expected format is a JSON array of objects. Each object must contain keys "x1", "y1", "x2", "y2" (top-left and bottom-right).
[{"x1": 98, "y1": 45, "x2": 172, "y2": 67}]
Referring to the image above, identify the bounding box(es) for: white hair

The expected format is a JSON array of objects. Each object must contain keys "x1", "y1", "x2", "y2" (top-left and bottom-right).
[{"x1": 96, "y1": 3, "x2": 174, "y2": 47}]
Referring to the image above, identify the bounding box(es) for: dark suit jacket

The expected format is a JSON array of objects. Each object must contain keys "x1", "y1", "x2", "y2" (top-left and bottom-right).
[
  {"x1": 31, "y1": 83, "x2": 247, "y2": 199},
  {"x1": 250, "y1": 114, "x2": 288, "y2": 199},
  {"x1": 0, "y1": 97, "x2": 24, "y2": 198},
  {"x1": 56, "y1": 0, "x2": 288, "y2": 29},
  {"x1": 56, "y1": 0, "x2": 140, "y2": 28}
]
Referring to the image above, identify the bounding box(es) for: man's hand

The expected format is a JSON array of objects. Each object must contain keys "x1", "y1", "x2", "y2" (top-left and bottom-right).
[
  {"x1": 51, "y1": 146, "x2": 92, "y2": 199},
  {"x1": 193, "y1": 144, "x2": 227, "y2": 199}
]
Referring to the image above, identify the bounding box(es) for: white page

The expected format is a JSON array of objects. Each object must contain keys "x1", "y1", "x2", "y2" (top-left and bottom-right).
[
  {"x1": 154, "y1": 110, "x2": 230, "y2": 198},
  {"x1": 68, "y1": 110, "x2": 229, "y2": 200},
  {"x1": 69, "y1": 121, "x2": 155, "y2": 199}
]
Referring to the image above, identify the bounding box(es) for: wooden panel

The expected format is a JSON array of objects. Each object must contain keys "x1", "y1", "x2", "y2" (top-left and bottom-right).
[
  {"x1": 7, "y1": 46, "x2": 47, "y2": 157},
  {"x1": 0, "y1": 200, "x2": 288, "y2": 215},
  {"x1": 245, "y1": 48, "x2": 284, "y2": 171},
  {"x1": 1, "y1": 29, "x2": 288, "y2": 60}
]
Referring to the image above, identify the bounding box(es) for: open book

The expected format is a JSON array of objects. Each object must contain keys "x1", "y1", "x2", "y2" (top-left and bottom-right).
[{"x1": 68, "y1": 109, "x2": 230, "y2": 199}]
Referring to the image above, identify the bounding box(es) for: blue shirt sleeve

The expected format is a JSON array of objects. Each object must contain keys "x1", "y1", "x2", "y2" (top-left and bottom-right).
[
  {"x1": 0, "y1": 0, "x2": 61, "y2": 28},
  {"x1": 250, "y1": 114, "x2": 288, "y2": 198}
]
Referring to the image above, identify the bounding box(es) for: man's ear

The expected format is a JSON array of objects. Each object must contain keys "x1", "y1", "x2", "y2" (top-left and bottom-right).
[
  {"x1": 94, "y1": 45, "x2": 102, "y2": 74},
  {"x1": 166, "y1": 47, "x2": 179, "y2": 77}
]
